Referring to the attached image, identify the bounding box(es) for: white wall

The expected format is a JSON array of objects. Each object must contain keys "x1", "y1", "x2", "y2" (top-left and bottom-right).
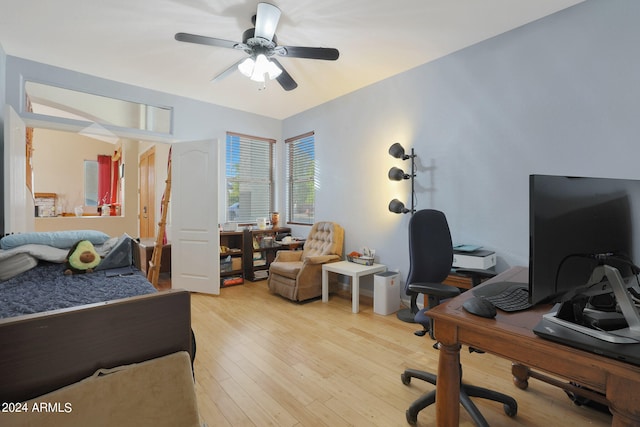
[{"x1": 282, "y1": 0, "x2": 640, "y2": 293}]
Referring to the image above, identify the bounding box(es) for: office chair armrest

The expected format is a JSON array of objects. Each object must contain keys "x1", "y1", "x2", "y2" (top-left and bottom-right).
[
  {"x1": 304, "y1": 254, "x2": 340, "y2": 265},
  {"x1": 408, "y1": 282, "x2": 461, "y2": 299}
]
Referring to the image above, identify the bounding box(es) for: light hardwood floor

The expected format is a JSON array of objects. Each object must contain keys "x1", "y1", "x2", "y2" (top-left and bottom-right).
[{"x1": 190, "y1": 280, "x2": 612, "y2": 427}]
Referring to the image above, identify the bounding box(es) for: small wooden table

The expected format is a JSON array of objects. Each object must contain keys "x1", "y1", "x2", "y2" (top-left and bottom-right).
[
  {"x1": 322, "y1": 261, "x2": 387, "y2": 313},
  {"x1": 428, "y1": 266, "x2": 640, "y2": 427}
]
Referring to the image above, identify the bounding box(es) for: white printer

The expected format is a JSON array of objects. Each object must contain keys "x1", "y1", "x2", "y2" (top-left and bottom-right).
[{"x1": 452, "y1": 249, "x2": 496, "y2": 270}]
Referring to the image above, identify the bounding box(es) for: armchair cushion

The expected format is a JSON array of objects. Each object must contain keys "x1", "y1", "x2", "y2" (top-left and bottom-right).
[{"x1": 269, "y1": 260, "x2": 303, "y2": 280}]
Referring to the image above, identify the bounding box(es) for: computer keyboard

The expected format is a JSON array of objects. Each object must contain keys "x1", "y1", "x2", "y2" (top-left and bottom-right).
[{"x1": 482, "y1": 285, "x2": 533, "y2": 312}]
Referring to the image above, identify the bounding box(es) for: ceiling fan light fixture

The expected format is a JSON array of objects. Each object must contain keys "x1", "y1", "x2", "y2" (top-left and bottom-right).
[
  {"x1": 238, "y1": 57, "x2": 255, "y2": 78},
  {"x1": 239, "y1": 54, "x2": 282, "y2": 82},
  {"x1": 266, "y1": 59, "x2": 282, "y2": 80},
  {"x1": 250, "y1": 54, "x2": 269, "y2": 82}
]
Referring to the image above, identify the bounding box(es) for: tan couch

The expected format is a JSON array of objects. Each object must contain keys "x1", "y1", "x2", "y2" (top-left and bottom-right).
[{"x1": 268, "y1": 221, "x2": 344, "y2": 301}]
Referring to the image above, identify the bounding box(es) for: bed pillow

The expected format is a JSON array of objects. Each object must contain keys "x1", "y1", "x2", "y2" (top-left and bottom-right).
[
  {"x1": 0, "y1": 244, "x2": 69, "y2": 263},
  {"x1": 0, "y1": 230, "x2": 110, "y2": 250},
  {"x1": 0, "y1": 252, "x2": 38, "y2": 281},
  {"x1": 95, "y1": 233, "x2": 133, "y2": 271}
]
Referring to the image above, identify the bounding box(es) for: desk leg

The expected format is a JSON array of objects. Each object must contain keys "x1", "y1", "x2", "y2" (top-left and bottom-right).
[
  {"x1": 607, "y1": 376, "x2": 640, "y2": 427},
  {"x1": 435, "y1": 342, "x2": 461, "y2": 427},
  {"x1": 322, "y1": 269, "x2": 329, "y2": 303},
  {"x1": 511, "y1": 363, "x2": 530, "y2": 390}
]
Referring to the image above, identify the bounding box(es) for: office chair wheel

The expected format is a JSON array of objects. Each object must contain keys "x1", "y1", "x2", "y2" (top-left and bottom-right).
[
  {"x1": 400, "y1": 372, "x2": 411, "y2": 385},
  {"x1": 503, "y1": 400, "x2": 518, "y2": 417},
  {"x1": 406, "y1": 408, "x2": 418, "y2": 425}
]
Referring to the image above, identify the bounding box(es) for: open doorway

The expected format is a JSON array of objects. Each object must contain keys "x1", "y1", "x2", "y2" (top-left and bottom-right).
[
  {"x1": 30, "y1": 127, "x2": 170, "y2": 239},
  {"x1": 139, "y1": 146, "x2": 156, "y2": 238}
]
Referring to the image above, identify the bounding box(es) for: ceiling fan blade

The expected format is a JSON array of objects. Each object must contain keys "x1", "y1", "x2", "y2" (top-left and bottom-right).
[
  {"x1": 211, "y1": 58, "x2": 246, "y2": 83},
  {"x1": 175, "y1": 32, "x2": 239, "y2": 50},
  {"x1": 254, "y1": 2, "x2": 281, "y2": 42},
  {"x1": 279, "y1": 46, "x2": 339, "y2": 61},
  {"x1": 271, "y1": 58, "x2": 297, "y2": 91}
]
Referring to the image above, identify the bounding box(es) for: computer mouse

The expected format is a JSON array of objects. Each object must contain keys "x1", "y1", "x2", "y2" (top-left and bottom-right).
[{"x1": 463, "y1": 296, "x2": 497, "y2": 319}]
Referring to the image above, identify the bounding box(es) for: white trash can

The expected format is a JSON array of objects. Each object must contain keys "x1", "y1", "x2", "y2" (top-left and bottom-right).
[{"x1": 374, "y1": 271, "x2": 401, "y2": 315}]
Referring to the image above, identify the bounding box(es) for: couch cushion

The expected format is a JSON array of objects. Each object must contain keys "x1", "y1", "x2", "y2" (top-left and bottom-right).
[{"x1": 269, "y1": 260, "x2": 303, "y2": 280}]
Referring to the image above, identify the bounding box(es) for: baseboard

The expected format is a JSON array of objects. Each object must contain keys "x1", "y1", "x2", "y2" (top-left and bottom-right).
[
  {"x1": 336, "y1": 279, "x2": 424, "y2": 310},
  {"x1": 335, "y1": 281, "x2": 373, "y2": 298}
]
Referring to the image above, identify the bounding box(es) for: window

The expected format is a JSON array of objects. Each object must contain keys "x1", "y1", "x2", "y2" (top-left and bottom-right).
[
  {"x1": 225, "y1": 132, "x2": 275, "y2": 223},
  {"x1": 286, "y1": 132, "x2": 315, "y2": 225},
  {"x1": 26, "y1": 81, "x2": 173, "y2": 134},
  {"x1": 84, "y1": 160, "x2": 98, "y2": 206}
]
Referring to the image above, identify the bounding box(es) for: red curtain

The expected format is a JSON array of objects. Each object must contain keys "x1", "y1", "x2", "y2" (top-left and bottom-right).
[
  {"x1": 111, "y1": 157, "x2": 119, "y2": 205},
  {"x1": 97, "y1": 155, "x2": 112, "y2": 206}
]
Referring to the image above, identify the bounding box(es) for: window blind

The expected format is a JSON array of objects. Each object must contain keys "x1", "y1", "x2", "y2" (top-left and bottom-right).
[
  {"x1": 225, "y1": 132, "x2": 275, "y2": 223},
  {"x1": 286, "y1": 132, "x2": 315, "y2": 225}
]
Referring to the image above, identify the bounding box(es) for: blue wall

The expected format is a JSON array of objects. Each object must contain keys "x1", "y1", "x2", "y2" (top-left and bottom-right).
[{"x1": 282, "y1": 0, "x2": 640, "y2": 293}]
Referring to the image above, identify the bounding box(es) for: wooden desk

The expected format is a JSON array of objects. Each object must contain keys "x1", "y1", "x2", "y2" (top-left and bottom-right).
[{"x1": 428, "y1": 266, "x2": 640, "y2": 427}]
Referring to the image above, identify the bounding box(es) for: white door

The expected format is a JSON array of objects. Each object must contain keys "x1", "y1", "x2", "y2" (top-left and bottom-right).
[
  {"x1": 171, "y1": 139, "x2": 220, "y2": 294},
  {"x1": 4, "y1": 105, "x2": 34, "y2": 234}
]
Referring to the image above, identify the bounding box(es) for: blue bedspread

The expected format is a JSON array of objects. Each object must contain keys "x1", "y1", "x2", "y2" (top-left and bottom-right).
[{"x1": 0, "y1": 262, "x2": 157, "y2": 319}]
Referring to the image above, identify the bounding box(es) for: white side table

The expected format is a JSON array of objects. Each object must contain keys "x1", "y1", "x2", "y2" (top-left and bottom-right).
[{"x1": 322, "y1": 261, "x2": 387, "y2": 313}]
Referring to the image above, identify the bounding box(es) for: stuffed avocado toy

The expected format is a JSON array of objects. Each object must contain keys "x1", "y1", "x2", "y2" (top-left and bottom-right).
[{"x1": 64, "y1": 240, "x2": 102, "y2": 275}]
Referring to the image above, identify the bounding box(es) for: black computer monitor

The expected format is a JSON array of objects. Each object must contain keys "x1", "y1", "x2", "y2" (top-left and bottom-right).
[{"x1": 529, "y1": 175, "x2": 638, "y2": 305}]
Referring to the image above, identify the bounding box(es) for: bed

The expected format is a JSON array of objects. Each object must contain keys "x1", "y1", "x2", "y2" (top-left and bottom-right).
[{"x1": 0, "y1": 231, "x2": 195, "y2": 413}]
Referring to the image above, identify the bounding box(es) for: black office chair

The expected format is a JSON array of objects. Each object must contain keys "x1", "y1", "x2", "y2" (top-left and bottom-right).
[
  {"x1": 396, "y1": 212, "x2": 494, "y2": 331},
  {"x1": 396, "y1": 209, "x2": 460, "y2": 333},
  {"x1": 399, "y1": 209, "x2": 517, "y2": 426}
]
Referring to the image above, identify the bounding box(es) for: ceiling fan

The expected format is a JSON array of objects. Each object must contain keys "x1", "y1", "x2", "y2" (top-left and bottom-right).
[{"x1": 175, "y1": 2, "x2": 339, "y2": 91}]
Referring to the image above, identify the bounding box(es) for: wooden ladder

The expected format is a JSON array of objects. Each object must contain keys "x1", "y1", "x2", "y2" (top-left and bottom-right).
[{"x1": 147, "y1": 148, "x2": 172, "y2": 288}]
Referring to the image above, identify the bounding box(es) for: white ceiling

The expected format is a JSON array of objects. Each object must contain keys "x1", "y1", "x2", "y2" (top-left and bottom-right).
[{"x1": 1, "y1": 0, "x2": 583, "y2": 120}]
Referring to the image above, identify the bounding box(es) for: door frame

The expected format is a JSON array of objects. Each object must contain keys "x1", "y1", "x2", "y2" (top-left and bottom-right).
[{"x1": 139, "y1": 146, "x2": 156, "y2": 238}]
